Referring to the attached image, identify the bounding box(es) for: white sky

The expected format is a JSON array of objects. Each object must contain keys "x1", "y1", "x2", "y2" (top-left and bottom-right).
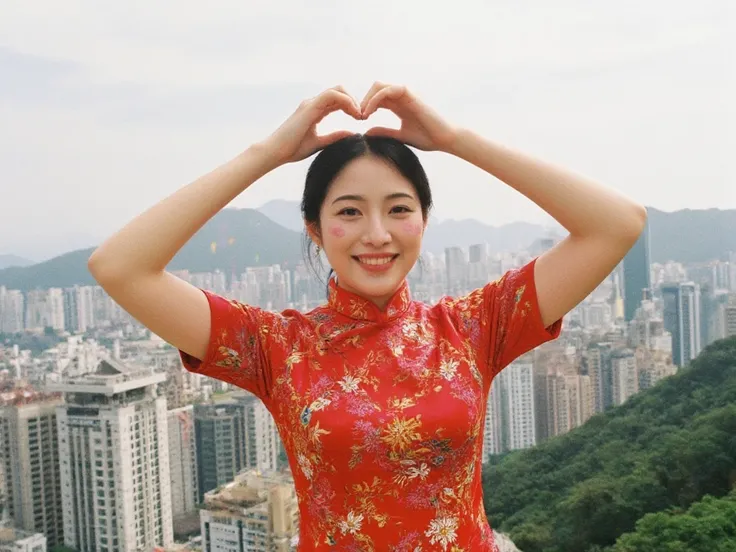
[{"x1": 1, "y1": 0, "x2": 734, "y2": 260}]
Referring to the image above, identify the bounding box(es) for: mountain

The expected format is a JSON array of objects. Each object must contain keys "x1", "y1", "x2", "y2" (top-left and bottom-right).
[
  {"x1": 423, "y1": 218, "x2": 550, "y2": 254},
  {"x1": 257, "y1": 199, "x2": 305, "y2": 232},
  {"x1": 257, "y1": 200, "x2": 555, "y2": 254},
  {"x1": 647, "y1": 207, "x2": 736, "y2": 263},
  {"x1": 3, "y1": 206, "x2": 735, "y2": 291},
  {"x1": 258, "y1": 200, "x2": 736, "y2": 261},
  {"x1": 0, "y1": 255, "x2": 35, "y2": 270},
  {"x1": 482, "y1": 336, "x2": 736, "y2": 552},
  {"x1": 0, "y1": 209, "x2": 303, "y2": 291}
]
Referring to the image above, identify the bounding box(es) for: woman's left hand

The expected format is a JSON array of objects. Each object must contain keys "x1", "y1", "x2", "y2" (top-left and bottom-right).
[{"x1": 360, "y1": 82, "x2": 459, "y2": 153}]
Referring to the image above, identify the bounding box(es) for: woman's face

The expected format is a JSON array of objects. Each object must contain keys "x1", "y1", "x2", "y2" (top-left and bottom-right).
[{"x1": 314, "y1": 155, "x2": 426, "y2": 309}]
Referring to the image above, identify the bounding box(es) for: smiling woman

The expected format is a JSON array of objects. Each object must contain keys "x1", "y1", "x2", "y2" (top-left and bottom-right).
[
  {"x1": 87, "y1": 82, "x2": 644, "y2": 551},
  {"x1": 301, "y1": 135, "x2": 432, "y2": 309}
]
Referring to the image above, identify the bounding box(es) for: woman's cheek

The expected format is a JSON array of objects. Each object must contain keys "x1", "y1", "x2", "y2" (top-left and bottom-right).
[
  {"x1": 402, "y1": 221, "x2": 424, "y2": 237},
  {"x1": 327, "y1": 224, "x2": 346, "y2": 239}
]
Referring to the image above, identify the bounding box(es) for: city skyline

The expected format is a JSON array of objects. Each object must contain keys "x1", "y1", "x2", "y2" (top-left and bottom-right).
[
  {"x1": 2, "y1": 237, "x2": 735, "y2": 550},
  {"x1": 1, "y1": 1, "x2": 733, "y2": 261}
]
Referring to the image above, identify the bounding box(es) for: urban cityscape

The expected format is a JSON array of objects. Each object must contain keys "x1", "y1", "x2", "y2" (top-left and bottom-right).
[{"x1": 1, "y1": 217, "x2": 735, "y2": 551}]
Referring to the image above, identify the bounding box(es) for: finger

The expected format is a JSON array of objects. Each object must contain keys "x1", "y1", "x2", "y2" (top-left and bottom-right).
[
  {"x1": 331, "y1": 85, "x2": 362, "y2": 115},
  {"x1": 363, "y1": 85, "x2": 407, "y2": 119},
  {"x1": 359, "y1": 81, "x2": 388, "y2": 115},
  {"x1": 364, "y1": 126, "x2": 403, "y2": 140},
  {"x1": 317, "y1": 88, "x2": 362, "y2": 120}
]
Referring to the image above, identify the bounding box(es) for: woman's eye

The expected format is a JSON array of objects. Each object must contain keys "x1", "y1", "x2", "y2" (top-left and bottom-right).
[
  {"x1": 391, "y1": 205, "x2": 412, "y2": 214},
  {"x1": 339, "y1": 208, "x2": 359, "y2": 217}
]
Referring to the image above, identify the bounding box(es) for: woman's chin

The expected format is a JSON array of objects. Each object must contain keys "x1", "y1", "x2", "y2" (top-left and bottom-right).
[{"x1": 342, "y1": 267, "x2": 406, "y2": 301}]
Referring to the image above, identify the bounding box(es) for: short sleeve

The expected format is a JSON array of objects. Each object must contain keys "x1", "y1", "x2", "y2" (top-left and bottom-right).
[
  {"x1": 441, "y1": 257, "x2": 562, "y2": 381},
  {"x1": 178, "y1": 289, "x2": 292, "y2": 402}
]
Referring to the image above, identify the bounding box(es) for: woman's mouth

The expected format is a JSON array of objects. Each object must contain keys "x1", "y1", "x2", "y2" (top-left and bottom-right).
[{"x1": 352, "y1": 254, "x2": 399, "y2": 272}]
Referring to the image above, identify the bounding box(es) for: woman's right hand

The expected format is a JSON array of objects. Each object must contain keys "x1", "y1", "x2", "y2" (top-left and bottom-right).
[{"x1": 261, "y1": 86, "x2": 363, "y2": 166}]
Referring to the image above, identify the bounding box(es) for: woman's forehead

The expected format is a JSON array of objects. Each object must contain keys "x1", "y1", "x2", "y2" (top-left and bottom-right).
[{"x1": 326, "y1": 157, "x2": 418, "y2": 201}]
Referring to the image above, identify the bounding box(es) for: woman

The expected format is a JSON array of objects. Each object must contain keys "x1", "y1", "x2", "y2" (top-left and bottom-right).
[{"x1": 89, "y1": 83, "x2": 646, "y2": 551}]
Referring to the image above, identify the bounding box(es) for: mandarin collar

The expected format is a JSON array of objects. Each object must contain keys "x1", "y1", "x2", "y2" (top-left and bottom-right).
[{"x1": 327, "y1": 278, "x2": 412, "y2": 323}]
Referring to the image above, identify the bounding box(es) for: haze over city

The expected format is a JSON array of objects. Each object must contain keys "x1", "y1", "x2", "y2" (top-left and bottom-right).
[{"x1": 1, "y1": 0, "x2": 734, "y2": 261}]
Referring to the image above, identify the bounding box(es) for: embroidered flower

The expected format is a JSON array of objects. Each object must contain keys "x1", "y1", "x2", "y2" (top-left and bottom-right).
[
  {"x1": 381, "y1": 416, "x2": 422, "y2": 452},
  {"x1": 339, "y1": 375, "x2": 361, "y2": 393},
  {"x1": 425, "y1": 516, "x2": 459, "y2": 550},
  {"x1": 439, "y1": 359, "x2": 459, "y2": 381},
  {"x1": 338, "y1": 510, "x2": 364, "y2": 535},
  {"x1": 298, "y1": 454, "x2": 313, "y2": 481}
]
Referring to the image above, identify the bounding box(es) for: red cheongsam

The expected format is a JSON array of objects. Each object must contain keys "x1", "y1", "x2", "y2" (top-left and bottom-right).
[{"x1": 180, "y1": 257, "x2": 562, "y2": 551}]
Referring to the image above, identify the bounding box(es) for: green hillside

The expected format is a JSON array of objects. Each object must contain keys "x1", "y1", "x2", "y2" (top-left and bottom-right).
[
  {"x1": 482, "y1": 336, "x2": 736, "y2": 552},
  {"x1": 0, "y1": 208, "x2": 303, "y2": 291},
  {"x1": 611, "y1": 490, "x2": 736, "y2": 552}
]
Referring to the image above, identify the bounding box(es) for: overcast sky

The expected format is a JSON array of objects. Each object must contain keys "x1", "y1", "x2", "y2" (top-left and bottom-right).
[{"x1": 1, "y1": 0, "x2": 734, "y2": 261}]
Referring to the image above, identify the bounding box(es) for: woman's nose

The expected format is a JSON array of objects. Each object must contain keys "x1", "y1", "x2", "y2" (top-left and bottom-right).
[{"x1": 361, "y1": 216, "x2": 392, "y2": 247}]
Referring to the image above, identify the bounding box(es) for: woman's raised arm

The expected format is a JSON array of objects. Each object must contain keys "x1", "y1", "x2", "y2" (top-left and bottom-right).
[{"x1": 88, "y1": 86, "x2": 362, "y2": 360}]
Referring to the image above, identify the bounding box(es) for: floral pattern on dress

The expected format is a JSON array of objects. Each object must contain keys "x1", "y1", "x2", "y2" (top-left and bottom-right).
[{"x1": 180, "y1": 258, "x2": 562, "y2": 551}]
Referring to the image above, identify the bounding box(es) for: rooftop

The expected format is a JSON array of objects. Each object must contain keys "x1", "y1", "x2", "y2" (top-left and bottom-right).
[
  {"x1": 0, "y1": 523, "x2": 43, "y2": 544},
  {"x1": 204, "y1": 470, "x2": 294, "y2": 515}
]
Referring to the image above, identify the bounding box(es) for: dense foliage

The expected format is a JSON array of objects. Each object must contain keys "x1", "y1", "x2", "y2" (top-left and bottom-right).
[
  {"x1": 611, "y1": 490, "x2": 736, "y2": 551},
  {"x1": 483, "y1": 336, "x2": 736, "y2": 552}
]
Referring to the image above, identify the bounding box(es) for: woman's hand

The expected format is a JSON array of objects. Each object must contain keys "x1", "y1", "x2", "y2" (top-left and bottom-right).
[
  {"x1": 261, "y1": 86, "x2": 363, "y2": 165},
  {"x1": 360, "y1": 82, "x2": 459, "y2": 153}
]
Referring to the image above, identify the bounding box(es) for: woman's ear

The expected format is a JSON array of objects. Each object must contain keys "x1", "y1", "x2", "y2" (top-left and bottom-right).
[{"x1": 305, "y1": 221, "x2": 322, "y2": 248}]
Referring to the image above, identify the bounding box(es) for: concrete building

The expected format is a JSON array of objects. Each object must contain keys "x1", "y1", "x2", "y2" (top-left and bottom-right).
[
  {"x1": 200, "y1": 470, "x2": 298, "y2": 552},
  {"x1": 0, "y1": 393, "x2": 64, "y2": 547},
  {"x1": 623, "y1": 218, "x2": 651, "y2": 322},
  {"x1": 662, "y1": 282, "x2": 702, "y2": 366},
  {"x1": 167, "y1": 406, "x2": 199, "y2": 527},
  {"x1": 237, "y1": 394, "x2": 282, "y2": 474},
  {"x1": 48, "y1": 359, "x2": 173, "y2": 552}
]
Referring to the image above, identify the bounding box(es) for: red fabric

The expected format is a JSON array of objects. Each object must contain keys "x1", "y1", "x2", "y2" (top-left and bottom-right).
[{"x1": 181, "y1": 258, "x2": 562, "y2": 551}]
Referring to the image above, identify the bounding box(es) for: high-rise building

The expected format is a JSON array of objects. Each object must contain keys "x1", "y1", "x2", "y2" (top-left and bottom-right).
[
  {"x1": 495, "y1": 357, "x2": 536, "y2": 451},
  {"x1": 48, "y1": 359, "x2": 173, "y2": 552},
  {"x1": 167, "y1": 406, "x2": 198, "y2": 527},
  {"x1": 726, "y1": 294, "x2": 736, "y2": 338},
  {"x1": 200, "y1": 470, "x2": 299, "y2": 552},
  {"x1": 0, "y1": 395, "x2": 64, "y2": 547},
  {"x1": 444, "y1": 247, "x2": 467, "y2": 295},
  {"x1": 546, "y1": 372, "x2": 593, "y2": 438},
  {"x1": 62, "y1": 286, "x2": 96, "y2": 333},
  {"x1": 623, "y1": 217, "x2": 651, "y2": 322},
  {"x1": 481, "y1": 382, "x2": 503, "y2": 463},
  {"x1": 194, "y1": 403, "x2": 249, "y2": 501},
  {"x1": 0, "y1": 287, "x2": 24, "y2": 334},
  {"x1": 237, "y1": 394, "x2": 282, "y2": 474},
  {"x1": 662, "y1": 282, "x2": 702, "y2": 366},
  {"x1": 611, "y1": 349, "x2": 638, "y2": 406},
  {"x1": 585, "y1": 342, "x2": 614, "y2": 414}
]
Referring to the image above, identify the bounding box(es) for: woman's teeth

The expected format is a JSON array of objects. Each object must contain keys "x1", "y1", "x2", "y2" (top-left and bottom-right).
[{"x1": 358, "y1": 256, "x2": 395, "y2": 265}]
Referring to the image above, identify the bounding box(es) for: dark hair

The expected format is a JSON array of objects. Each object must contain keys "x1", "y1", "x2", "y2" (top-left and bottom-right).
[{"x1": 300, "y1": 134, "x2": 433, "y2": 283}]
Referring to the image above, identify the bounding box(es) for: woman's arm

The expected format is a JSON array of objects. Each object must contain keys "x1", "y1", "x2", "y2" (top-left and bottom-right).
[
  {"x1": 449, "y1": 130, "x2": 647, "y2": 327},
  {"x1": 360, "y1": 82, "x2": 647, "y2": 328},
  {"x1": 88, "y1": 86, "x2": 362, "y2": 360}
]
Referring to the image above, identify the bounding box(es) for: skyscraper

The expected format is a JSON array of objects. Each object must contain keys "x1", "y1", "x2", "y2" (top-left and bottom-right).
[
  {"x1": 0, "y1": 394, "x2": 64, "y2": 547},
  {"x1": 48, "y1": 359, "x2": 173, "y2": 552},
  {"x1": 237, "y1": 394, "x2": 282, "y2": 473},
  {"x1": 444, "y1": 246, "x2": 467, "y2": 295},
  {"x1": 167, "y1": 405, "x2": 198, "y2": 527},
  {"x1": 623, "y1": 217, "x2": 651, "y2": 322},
  {"x1": 662, "y1": 282, "x2": 702, "y2": 367},
  {"x1": 194, "y1": 402, "x2": 249, "y2": 501}
]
